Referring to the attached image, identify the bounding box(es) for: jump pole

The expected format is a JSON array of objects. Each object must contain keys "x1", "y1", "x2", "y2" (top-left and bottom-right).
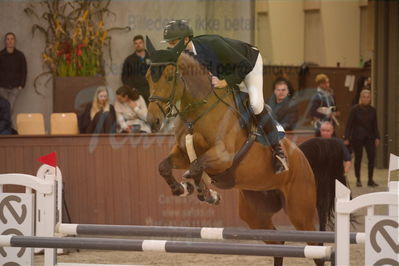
[
  {"x1": 58, "y1": 224, "x2": 365, "y2": 244},
  {"x1": 0, "y1": 235, "x2": 333, "y2": 260}
]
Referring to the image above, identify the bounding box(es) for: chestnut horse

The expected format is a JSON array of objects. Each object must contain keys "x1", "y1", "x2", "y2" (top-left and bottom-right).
[{"x1": 146, "y1": 46, "x2": 344, "y2": 266}]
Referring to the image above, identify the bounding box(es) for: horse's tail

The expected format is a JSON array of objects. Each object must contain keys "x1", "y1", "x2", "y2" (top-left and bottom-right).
[{"x1": 299, "y1": 138, "x2": 348, "y2": 231}]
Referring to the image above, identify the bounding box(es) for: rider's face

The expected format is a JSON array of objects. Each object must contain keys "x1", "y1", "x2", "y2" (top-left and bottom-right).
[
  {"x1": 167, "y1": 37, "x2": 190, "y2": 49},
  {"x1": 167, "y1": 39, "x2": 180, "y2": 48}
]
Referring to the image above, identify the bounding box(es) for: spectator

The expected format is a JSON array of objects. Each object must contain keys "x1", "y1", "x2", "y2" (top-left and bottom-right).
[
  {"x1": 0, "y1": 96, "x2": 13, "y2": 134},
  {"x1": 309, "y1": 74, "x2": 340, "y2": 130},
  {"x1": 344, "y1": 89, "x2": 380, "y2": 187},
  {"x1": 267, "y1": 77, "x2": 298, "y2": 130},
  {"x1": 318, "y1": 121, "x2": 352, "y2": 174},
  {"x1": 352, "y1": 76, "x2": 371, "y2": 106},
  {"x1": 122, "y1": 35, "x2": 150, "y2": 104},
  {"x1": 79, "y1": 86, "x2": 117, "y2": 134},
  {"x1": 0, "y1": 32, "x2": 27, "y2": 113},
  {"x1": 115, "y1": 85, "x2": 151, "y2": 133}
]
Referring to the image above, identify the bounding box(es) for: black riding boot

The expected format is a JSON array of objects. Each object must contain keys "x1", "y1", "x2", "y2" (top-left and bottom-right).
[{"x1": 255, "y1": 105, "x2": 289, "y2": 174}]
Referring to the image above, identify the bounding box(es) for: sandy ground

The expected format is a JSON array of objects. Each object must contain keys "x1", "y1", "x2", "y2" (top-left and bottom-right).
[{"x1": 34, "y1": 162, "x2": 390, "y2": 266}]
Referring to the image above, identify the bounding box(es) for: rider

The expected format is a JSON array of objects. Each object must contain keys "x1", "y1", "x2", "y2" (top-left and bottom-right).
[{"x1": 162, "y1": 19, "x2": 288, "y2": 174}]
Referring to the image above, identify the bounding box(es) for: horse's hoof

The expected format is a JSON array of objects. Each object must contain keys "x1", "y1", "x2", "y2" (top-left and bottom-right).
[
  {"x1": 197, "y1": 194, "x2": 205, "y2": 201},
  {"x1": 197, "y1": 190, "x2": 221, "y2": 205},
  {"x1": 171, "y1": 183, "x2": 185, "y2": 196},
  {"x1": 208, "y1": 189, "x2": 221, "y2": 205},
  {"x1": 179, "y1": 181, "x2": 195, "y2": 197},
  {"x1": 182, "y1": 170, "x2": 191, "y2": 179}
]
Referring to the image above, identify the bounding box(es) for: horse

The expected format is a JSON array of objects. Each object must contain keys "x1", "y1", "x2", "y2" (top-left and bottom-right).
[{"x1": 146, "y1": 42, "x2": 346, "y2": 266}]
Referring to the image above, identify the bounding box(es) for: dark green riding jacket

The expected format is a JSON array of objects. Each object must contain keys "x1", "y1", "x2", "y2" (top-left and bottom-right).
[{"x1": 191, "y1": 35, "x2": 259, "y2": 87}]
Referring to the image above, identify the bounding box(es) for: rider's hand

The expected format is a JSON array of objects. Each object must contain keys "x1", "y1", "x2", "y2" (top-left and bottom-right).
[{"x1": 211, "y1": 76, "x2": 228, "y2": 88}]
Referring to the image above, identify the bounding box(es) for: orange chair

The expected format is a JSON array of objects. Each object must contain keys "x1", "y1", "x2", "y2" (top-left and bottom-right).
[
  {"x1": 50, "y1": 113, "x2": 79, "y2": 135},
  {"x1": 16, "y1": 113, "x2": 46, "y2": 135}
]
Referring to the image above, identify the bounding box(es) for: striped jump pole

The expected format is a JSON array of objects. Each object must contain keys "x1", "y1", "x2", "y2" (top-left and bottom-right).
[
  {"x1": 58, "y1": 224, "x2": 365, "y2": 244},
  {"x1": 0, "y1": 235, "x2": 333, "y2": 260}
]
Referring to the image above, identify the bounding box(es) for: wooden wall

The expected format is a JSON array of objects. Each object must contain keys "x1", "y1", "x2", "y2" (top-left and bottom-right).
[{"x1": 0, "y1": 132, "x2": 313, "y2": 227}]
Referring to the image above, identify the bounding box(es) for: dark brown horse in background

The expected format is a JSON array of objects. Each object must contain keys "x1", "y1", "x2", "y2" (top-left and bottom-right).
[{"x1": 146, "y1": 43, "x2": 346, "y2": 266}]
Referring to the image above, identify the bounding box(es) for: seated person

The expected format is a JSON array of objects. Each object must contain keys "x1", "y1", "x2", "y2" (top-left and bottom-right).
[
  {"x1": 114, "y1": 85, "x2": 151, "y2": 133},
  {"x1": 79, "y1": 86, "x2": 116, "y2": 134},
  {"x1": 267, "y1": 77, "x2": 298, "y2": 130},
  {"x1": 0, "y1": 96, "x2": 13, "y2": 134},
  {"x1": 317, "y1": 121, "x2": 351, "y2": 174}
]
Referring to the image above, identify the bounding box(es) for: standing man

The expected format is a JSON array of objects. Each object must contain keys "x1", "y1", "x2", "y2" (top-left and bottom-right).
[
  {"x1": 318, "y1": 121, "x2": 352, "y2": 174},
  {"x1": 309, "y1": 74, "x2": 340, "y2": 130},
  {"x1": 0, "y1": 32, "x2": 27, "y2": 113},
  {"x1": 122, "y1": 35, "x2": 150, "y2": 104}
]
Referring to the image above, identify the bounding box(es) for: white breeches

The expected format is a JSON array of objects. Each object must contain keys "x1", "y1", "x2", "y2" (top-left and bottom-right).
[{"x1": 239, "y1": 53, "x2": 264, "y2": 115}]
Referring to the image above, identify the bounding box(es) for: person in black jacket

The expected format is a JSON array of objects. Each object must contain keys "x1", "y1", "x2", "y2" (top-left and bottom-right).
[
  {"x1": 344, "y1": 89, "x2": 380, "y2": 187},
  {"x1": 0, "y1": 96, "x2": 13, "y2": 134},
  {"x1": 79, "y1": 86, "x2": 117, "y2": 134},
  {"x1": 160, "y1": 19, "x2": 288, "y2": 175},
  {"x1": 0, "y1": 32, "x2": 27, "y2": 113},
  {"x1": 121, "y1": 35, "x2": 150, "y2": 104},
  {"x1": 267, "y1": 77, "x2": 298, "y2": 131}
]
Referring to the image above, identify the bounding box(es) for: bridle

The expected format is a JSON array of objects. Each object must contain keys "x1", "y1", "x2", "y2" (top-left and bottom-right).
[
  {"x1": 148, "y1": 61, "x2": 235, "y2": 133},
  {"x1": 148, "y1": 62, "x2": 181, "y2": 119}
]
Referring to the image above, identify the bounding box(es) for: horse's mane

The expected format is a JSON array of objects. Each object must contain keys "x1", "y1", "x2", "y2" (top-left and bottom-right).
[{"x1": 178, "y1": 51, "x2": 213, "y2": 99}]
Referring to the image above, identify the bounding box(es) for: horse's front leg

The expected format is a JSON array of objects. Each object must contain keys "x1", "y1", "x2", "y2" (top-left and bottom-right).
[
  {"x1": 159, "y1": 145, "x2": 194, "y2": 196},
  {"x1": 185, "y1": 141, "x2": 233, "y2": 205}
]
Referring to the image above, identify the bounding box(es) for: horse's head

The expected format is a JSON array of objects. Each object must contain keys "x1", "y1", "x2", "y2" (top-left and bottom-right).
[{"x1": 146, "y1": 38, "x2": 186, "y2": 132}]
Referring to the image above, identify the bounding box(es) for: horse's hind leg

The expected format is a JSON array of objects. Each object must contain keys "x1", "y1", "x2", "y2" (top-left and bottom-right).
[
  {"x1": 159, "y1": 145, "x2": 193, "y2": 196},
  {"x1": 239, "y1": 190, "x2": 284, "y2": 266}
]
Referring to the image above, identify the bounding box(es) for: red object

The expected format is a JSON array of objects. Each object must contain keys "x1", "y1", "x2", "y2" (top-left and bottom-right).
[{"x1": 37, "y1": 152, "x2": 57, "y2": 167}]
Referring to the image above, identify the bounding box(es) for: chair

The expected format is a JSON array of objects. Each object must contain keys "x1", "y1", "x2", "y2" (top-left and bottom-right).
[
  {"x1": 50, "y1": 113, "x2": 79, "y2": 135},
  {"x1": 16, "y1": 113, "x2": 46, "y2": 135}
]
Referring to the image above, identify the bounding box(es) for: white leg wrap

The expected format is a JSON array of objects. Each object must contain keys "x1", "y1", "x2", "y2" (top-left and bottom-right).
[
  {"x1": 179, "y1": 181, "x2": 194, "y2": 197},
  {"x1": 209, "y1": 189, "x2": 220, "y2": 204}
]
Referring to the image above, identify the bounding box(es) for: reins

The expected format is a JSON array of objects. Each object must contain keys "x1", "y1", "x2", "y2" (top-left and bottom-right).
[{"x1": 149, "y1": 61, "x2": 238, "y2": 133}]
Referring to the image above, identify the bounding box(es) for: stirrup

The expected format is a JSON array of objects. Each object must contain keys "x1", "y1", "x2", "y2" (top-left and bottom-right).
[{"x1": 275, "y1": 154, "x2": 289, "y2": 174}]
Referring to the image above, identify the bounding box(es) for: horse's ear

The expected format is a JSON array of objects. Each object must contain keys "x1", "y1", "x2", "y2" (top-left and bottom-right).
[
  {"x1": 170, "y1": 38, "x2": 186, "y2": 57},
  {"x1": 146, "y1": 36, "x2": 156, "y2": 55}
]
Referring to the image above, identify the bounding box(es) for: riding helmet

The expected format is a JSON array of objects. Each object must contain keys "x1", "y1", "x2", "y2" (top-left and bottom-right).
[{"x1": 162, "y1": 19, "x2": 193, "y2": 42}]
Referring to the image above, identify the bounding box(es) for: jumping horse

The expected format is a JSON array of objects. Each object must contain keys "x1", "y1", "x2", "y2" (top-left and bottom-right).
[{"x1": 146, "y1": 39, "x2": 346, "y2": 266}]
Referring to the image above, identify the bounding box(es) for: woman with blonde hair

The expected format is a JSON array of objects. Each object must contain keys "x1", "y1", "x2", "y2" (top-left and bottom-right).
[
  {"x1": 79, "y1": 86, "x2": 117, "y2": 133},
  {"x1": 344, "y1": 89, "x2": 380, "y2": 187}
]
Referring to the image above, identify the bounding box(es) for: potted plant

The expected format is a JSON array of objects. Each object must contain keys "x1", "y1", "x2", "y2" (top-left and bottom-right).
[{"x1": 25, "y1": 0, "x2": 114, "y2": 113}]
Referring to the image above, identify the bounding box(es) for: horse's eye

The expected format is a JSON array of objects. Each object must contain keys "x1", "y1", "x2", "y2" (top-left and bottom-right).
[{"x1": 167, "y1": 75, "x2": 174, "y2": 82}]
